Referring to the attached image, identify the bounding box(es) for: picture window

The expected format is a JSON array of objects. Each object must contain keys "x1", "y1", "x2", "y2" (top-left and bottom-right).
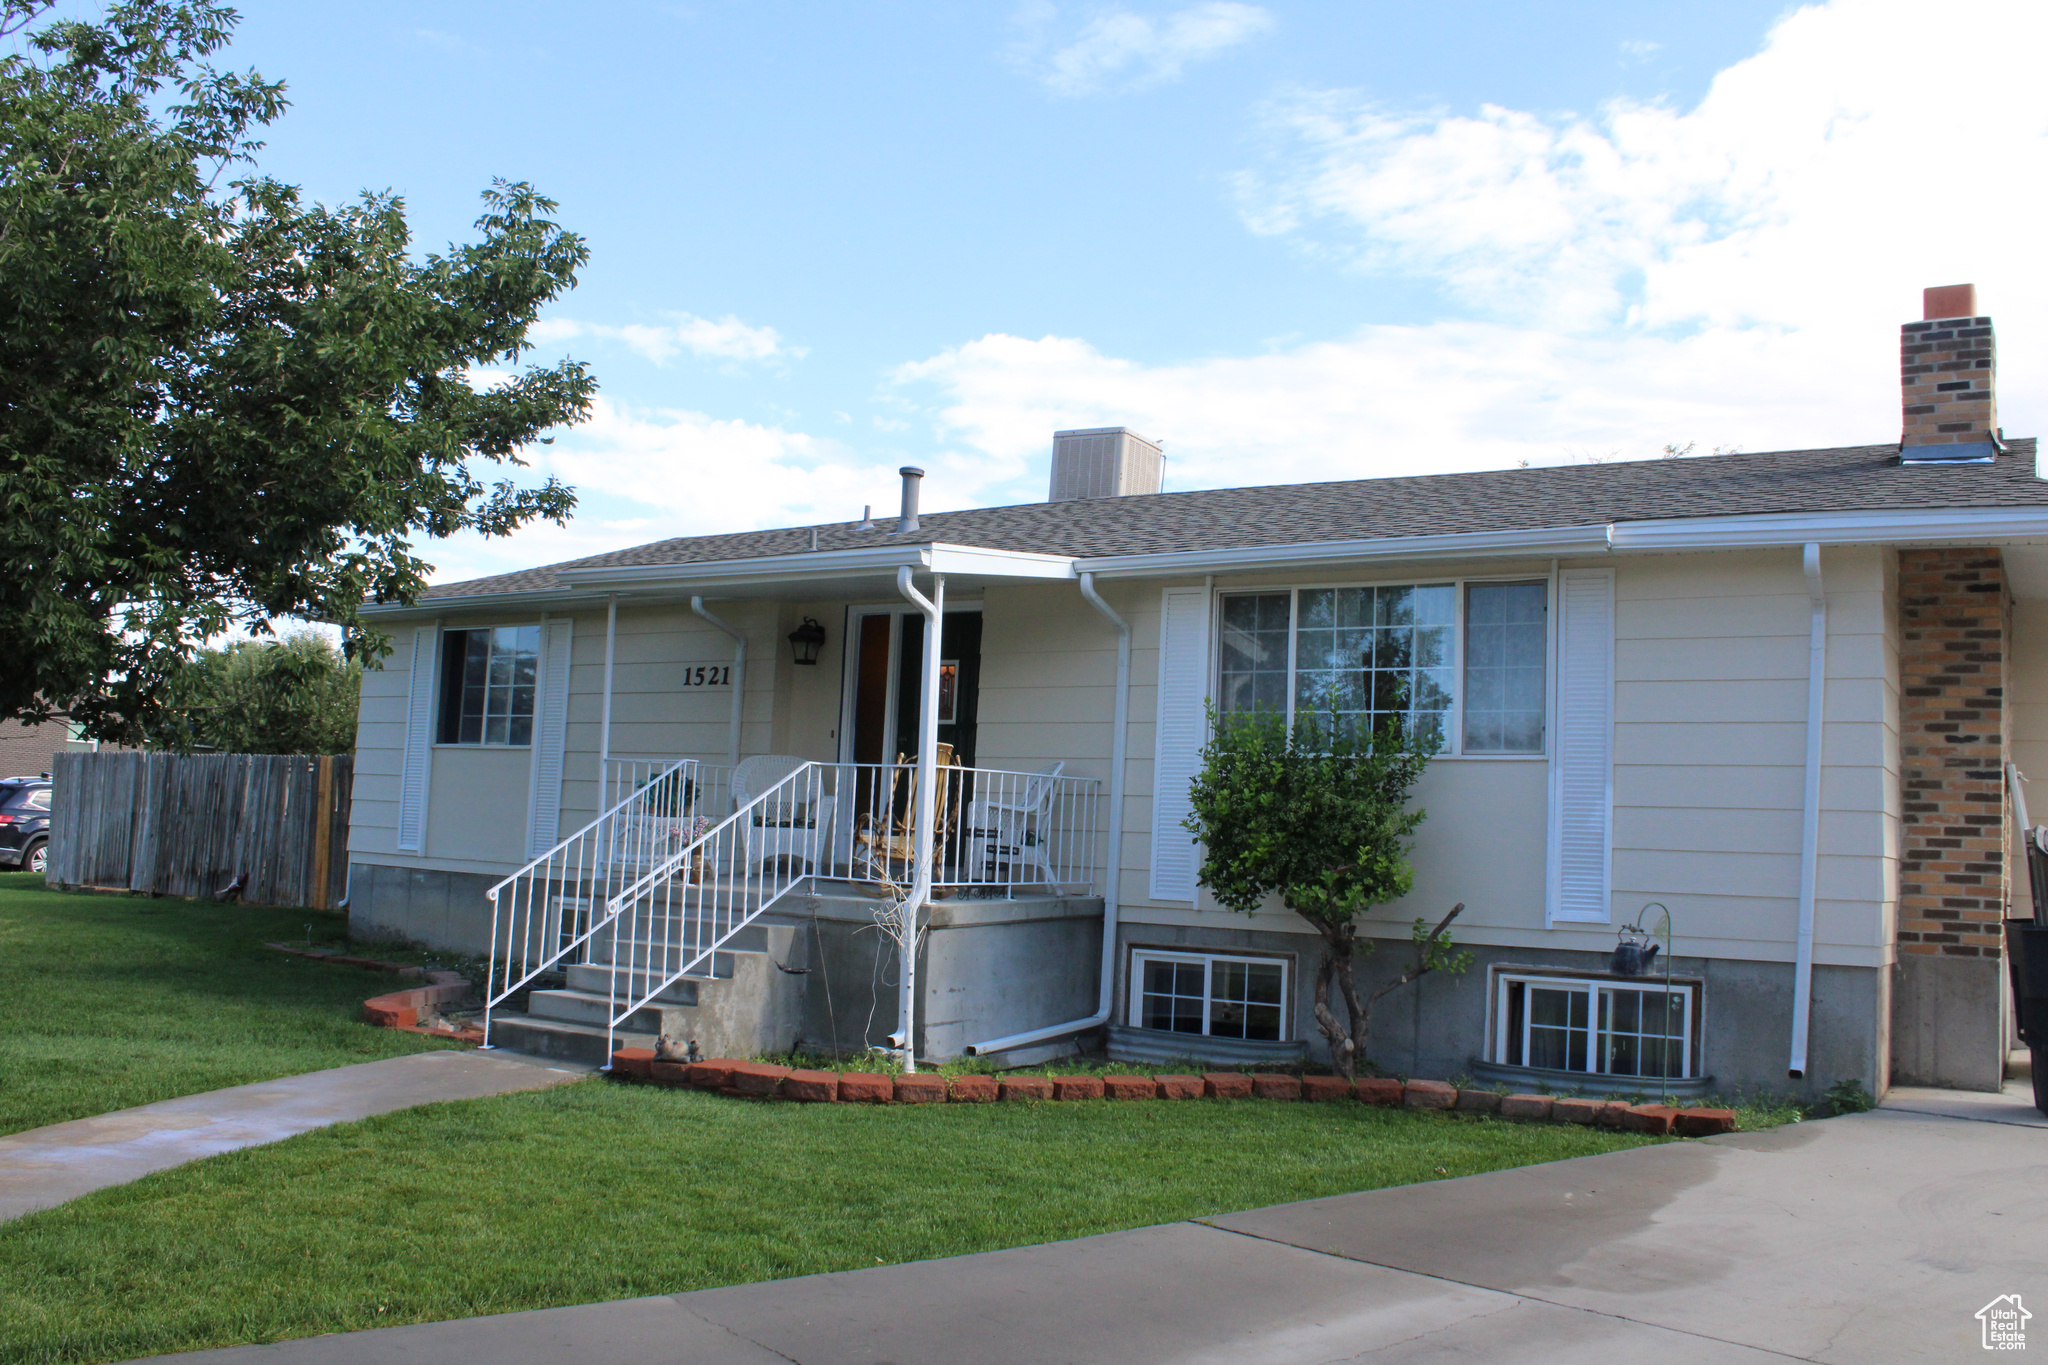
[{"x1": 436, "y1": 626, "x2": 540, "y2": 746}]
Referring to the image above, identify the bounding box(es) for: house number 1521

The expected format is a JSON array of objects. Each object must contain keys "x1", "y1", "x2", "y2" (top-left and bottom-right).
[{"x1": 682, "y1": 666, "x2": 732, "y2": 687}]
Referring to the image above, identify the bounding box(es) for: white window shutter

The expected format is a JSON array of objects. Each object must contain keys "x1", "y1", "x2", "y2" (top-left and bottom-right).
[
  {"x1": 396, "y1": 626, "x2": 438, "y2": 853},
  {"x1": 1549, "y1": 569, "x2": 1615, "y2": 923},
  {"x1": 527, "y1": 618, "x2": 575, "y2": 857},
  {"x1": 1151, "y1": 587, "x2": 1211, "y2": 902}
]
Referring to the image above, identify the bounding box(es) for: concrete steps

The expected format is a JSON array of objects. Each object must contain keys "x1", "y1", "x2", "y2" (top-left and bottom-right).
[{"x1": 486, "y1": 905, "x2": 806, "y2": 1066}]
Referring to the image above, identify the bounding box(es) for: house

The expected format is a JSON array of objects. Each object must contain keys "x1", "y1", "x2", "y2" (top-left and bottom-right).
[
  {"x1": 345, "y1": 283, "x2": 2043, "y2": 1099},
  {"x1": 0, "y1": 717, "x2": 91, "y2": 780}
]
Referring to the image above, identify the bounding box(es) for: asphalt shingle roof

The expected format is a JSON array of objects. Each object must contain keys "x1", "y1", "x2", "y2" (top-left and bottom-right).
[{"x1": 424, "y1": 439, "x2": 2046, "y2": 600}]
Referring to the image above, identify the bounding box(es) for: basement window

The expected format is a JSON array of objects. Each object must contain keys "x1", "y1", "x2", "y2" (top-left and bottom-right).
[
  {"x1": 1493, "y1": 973, "x2": 1696, "y2": 1080},
  {"x1": 1130, "y1": 950, "x2": 1288, "y2": 1042},
  {"x1": 436, "y1": 626, "x2": 540, "y2": 746}
]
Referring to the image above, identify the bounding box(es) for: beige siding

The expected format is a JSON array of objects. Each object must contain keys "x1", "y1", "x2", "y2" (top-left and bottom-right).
[
  {"x1": 346, "y1": 652, "x2": 410, "y2": 857},
  {"x1": 423, "y1": 745, "x2": 532, "y2": 868},
  {"x1": 1606, "y1": 546, "x2": 1894, "y2": 967},
  {"x1": 345, "y1": 545, "x2": 1902, "y2": 968},
  {"x1": 557, "y1": 602, "x2": 782, "y2": 832},
  {"x1": 347, "y1": 602, "x2": 786, "y2": 876}
]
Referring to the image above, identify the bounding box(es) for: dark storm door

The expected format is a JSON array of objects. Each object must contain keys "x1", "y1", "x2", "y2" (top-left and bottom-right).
[{"x1": 846, "y1": 607, "x2": 982, "y2": 835}]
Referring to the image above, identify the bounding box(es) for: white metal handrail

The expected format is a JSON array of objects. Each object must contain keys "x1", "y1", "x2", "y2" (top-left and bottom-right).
[
  {"x1": 482, "y1": 757, "x2": 699, "y2": 1027},
  {"x1": 483, "y1": 753, "x2": 1105, "y2": 1055},
  {"x1": 593, "y1": 761, "x2": 832, "y2": 1050}
]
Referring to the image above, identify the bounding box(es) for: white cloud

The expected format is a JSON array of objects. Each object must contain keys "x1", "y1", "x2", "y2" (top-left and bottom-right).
[
  {"x1": 1014, "y1": 2, "x2": 1272, "y2": 97},
  {"x1": 528, "y1": 313, "x2": 800, "y2": 365},
  {"x1": 912, "y1": 0, "x2": 2048, "y2": 484}
]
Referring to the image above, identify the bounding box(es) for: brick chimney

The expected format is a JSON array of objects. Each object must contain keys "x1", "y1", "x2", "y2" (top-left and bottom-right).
[{"x1": 1900, "y1": 283, "x2": 1999, "y2": 464}]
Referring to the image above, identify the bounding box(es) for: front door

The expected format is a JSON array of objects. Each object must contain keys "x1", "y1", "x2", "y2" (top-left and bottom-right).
[{"x1": 845, "y1": 607, "x2": 981, "y2": 768}]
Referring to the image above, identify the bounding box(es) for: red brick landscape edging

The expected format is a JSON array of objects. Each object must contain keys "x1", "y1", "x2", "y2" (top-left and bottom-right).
[
  {"x1": 605, "y1": 1050, "x2": 1737, "y2": 1135},
  {"x1": 361, "y1": 972, "x2": 484, "y2": 1044},
  {"x1": 266, "y1": 943, "x2": 485, "y2": 1044}
]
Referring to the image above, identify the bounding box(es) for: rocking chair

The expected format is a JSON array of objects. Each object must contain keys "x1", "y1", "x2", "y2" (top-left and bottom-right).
[{"x1": 851, "y1": 744, "x2": 959, "y2": 895}]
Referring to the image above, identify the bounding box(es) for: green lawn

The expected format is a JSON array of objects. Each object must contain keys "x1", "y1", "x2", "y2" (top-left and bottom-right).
[
  {"x1": 0, "y1": 872, "x2": 461, "y2": 1136},
  {"x1": 0, "y1": 1078, "x2": 1659, "y2": 1365}
]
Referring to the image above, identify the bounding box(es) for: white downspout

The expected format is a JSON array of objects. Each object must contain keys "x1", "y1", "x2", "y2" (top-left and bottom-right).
[
  {"x1": 598, "y1": 594, "x2": 618, "y2": 805},
  {"x1": 1790, "y1": 543, "x2": 1826, "y2": 1079},
  {"x1": 690, "y1": 597, "x2": 746, "y2": 772},
  {"x1": 893, "y1": 565, "x2": 943, "y2": 1072},
  {"x1": 965, "y1": 571, "x2": 1128, "y2": 1056}
]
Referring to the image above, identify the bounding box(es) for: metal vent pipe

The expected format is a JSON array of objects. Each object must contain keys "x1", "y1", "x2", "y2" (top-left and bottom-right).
[{"x1": 896, "y1": 467, "x2": 923, "y2": 535}]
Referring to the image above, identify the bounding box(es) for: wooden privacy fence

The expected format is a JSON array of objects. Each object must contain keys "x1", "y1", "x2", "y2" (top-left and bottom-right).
[{"x1": 48, "y1": 752, "x2": 352, "y2": 908}]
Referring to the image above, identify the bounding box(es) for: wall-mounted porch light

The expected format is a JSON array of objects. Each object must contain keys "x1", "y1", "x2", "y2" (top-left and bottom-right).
[{"x1": 787, "y1": 617, "x2": 827, "y2": 666}]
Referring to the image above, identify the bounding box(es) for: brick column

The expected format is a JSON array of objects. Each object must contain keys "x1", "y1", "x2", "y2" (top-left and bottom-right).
[{"x1": 1893, "y1": 547, "x2": 2010, "y2": 1089}]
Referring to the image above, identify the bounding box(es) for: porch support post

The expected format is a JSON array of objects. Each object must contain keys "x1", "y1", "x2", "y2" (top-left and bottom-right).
[
  {"x1": 690, "y1": 597, "x2": 747, "y2": 771},
  {"x1": 894, "y1": 565, "x2": 945, "y2": 1072},
  {"x1": 598, "y1": 594, "x2": 618, "y2": 807}
]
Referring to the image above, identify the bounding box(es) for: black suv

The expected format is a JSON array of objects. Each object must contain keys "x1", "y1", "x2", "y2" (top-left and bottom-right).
[{"x1": 0, "y1": 777, "x2": 51, "y2": 876}]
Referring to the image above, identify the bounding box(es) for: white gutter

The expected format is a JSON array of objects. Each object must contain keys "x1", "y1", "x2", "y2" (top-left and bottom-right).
[
  {"x1": 360, "y1": 589, "x2": 619, "y2": 618},
  {"x1": 560, "y1": 542, "x2": 1072, "y2": 592},
  {"x1": 1789, "y1": 542, "x2": 1825, "y2": 1079},
  {"x1": 690, "y1": 598, "x2": 747, "y2": 771},
  {"x1": 965, "y1": 572, "x2": 1130, "y2": 1057},
  {"x1": 598, "y1": 594, "x2": 618, "y2": 795},
  {"x1": 1076, "y1": 524, "x2": 1613, "y2": 577},
  {"x1": 1611, "y1": 506, "x2": 2048, "y2": 551},
  {"x1": 927, "y1": 544, "x2": 1074, "y2": 579},
  {"x1": 566, "y1": 543, "x2": 933, "y2": 589},
  {"x1": 891, "y1": 565, "x2": 945, "y2": 1073}
]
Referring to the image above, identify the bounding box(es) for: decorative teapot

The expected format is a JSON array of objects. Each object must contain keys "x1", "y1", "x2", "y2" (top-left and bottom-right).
[{"x1": 1611, "y1": 923, "x2": 1660, "y2": 976}]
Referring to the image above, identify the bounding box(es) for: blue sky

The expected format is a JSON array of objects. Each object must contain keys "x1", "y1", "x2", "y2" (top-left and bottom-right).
[{"x1": 215, "y1": 2, "x2": 2048, "y2": 581}]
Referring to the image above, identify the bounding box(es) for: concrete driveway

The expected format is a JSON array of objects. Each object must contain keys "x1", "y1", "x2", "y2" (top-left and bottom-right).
[{"x1": 137, "y1": 1100, "x2": 2047, "y2": 1364}]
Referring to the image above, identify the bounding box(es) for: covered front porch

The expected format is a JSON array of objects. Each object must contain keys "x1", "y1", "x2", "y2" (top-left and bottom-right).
[{"x1": 412, "y1": 538, "x2": 1129, "y2": 1069}]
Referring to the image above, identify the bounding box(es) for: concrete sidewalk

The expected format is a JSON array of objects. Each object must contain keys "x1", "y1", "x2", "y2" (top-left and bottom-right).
[
  {"x1": 136, "y1": 1104, "x2": 2048, "y2": 1364},
  {"x1": 0, "y1": 1049, "x2": 586, "y2": 1222},
  {"x1": 1881, "y1": 1054, "x2": 2048, "y2": 1128}
]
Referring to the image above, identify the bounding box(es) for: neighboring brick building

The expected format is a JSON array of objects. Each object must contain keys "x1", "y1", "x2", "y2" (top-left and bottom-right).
[{"x1": 0, "y1": 718, "x2": 78, "y2": 779}]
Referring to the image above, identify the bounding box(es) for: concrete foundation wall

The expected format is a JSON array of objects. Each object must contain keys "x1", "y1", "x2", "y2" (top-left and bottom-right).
[
  {"x1": 347, "y1": 860, "x2": 500, "y2": 956},
  {"x1": 1891, "y1": 953, "x2": 2008, "y2": 1091},
  {"x1": 1113, "y1": 922, "x2": 1885, "y2": 1102},
  {"x1": 785, "y1": 891, "x2": 1103, "y2": 1062}
]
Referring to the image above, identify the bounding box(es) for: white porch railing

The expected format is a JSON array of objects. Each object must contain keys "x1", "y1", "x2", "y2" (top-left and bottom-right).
[
  {"x1": 828, "y1": 761, "x2": 1099, "y2": 896},
  {"x1": 484, "y1": 755, "x2": 1104, "y2": 1053},
  {"x1": 606, "y1": 758, "x2": 1101, "y2": 896},
  {"x1": 482, "y1": 756, "x2": 698, "y2": 1028}
]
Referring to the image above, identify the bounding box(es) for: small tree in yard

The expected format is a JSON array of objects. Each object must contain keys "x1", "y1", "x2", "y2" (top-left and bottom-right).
[
  {"x1": 148, "y1": 631, "x2": 361, "y2": 755},
  {"x1": 1184, "y1": 705, "x2": 1471, "y2": 1079}
]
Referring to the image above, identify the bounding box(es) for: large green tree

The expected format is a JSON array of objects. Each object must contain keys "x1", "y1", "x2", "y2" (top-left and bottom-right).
[
  {"x1": 0, "y1": 0, "x2": 593, "y2": 743},
  {"x1": 1184, "y1": 706, "x2": 1469, "y2": 1078}
]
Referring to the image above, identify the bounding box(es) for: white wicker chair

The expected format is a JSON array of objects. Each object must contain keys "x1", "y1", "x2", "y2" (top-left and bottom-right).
[
  {"x1": 963, "y1": 761, "x2": 1064, "y2": 887},
  {"x1": 731, "y1": 754, "x2": 834, "y2": 876}
]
